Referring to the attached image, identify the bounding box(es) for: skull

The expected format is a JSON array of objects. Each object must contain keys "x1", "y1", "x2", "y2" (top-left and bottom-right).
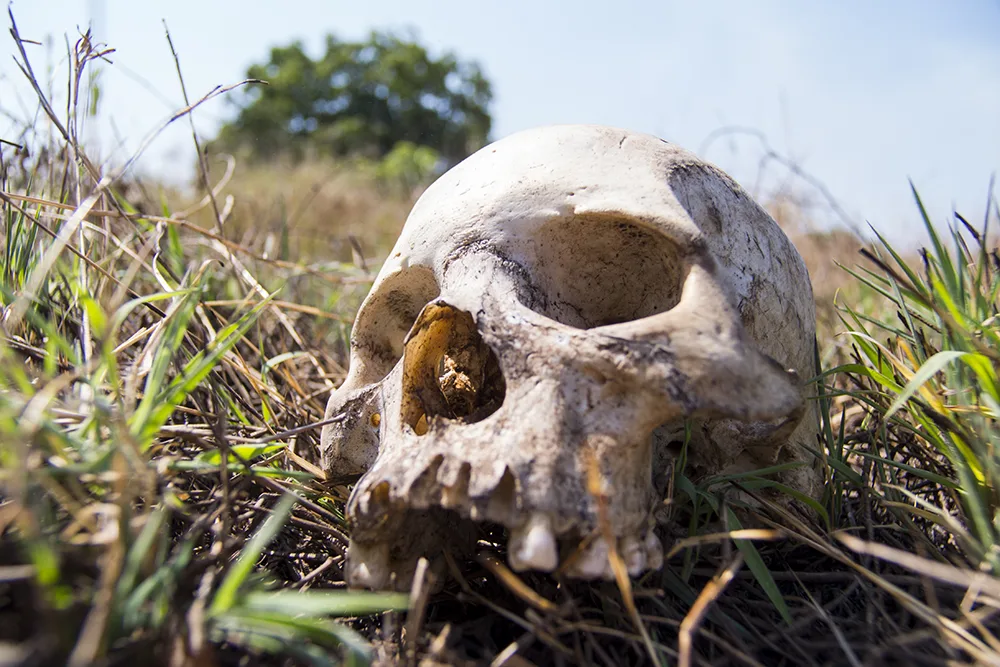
[{"x1": 320, "y1": 125, "x2": 819, "y2": 589}]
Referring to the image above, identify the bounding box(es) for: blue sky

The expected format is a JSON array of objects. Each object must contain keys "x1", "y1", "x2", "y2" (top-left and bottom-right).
[{"x1": 2, "y1": 1, "x2": 998, "y2": 244}]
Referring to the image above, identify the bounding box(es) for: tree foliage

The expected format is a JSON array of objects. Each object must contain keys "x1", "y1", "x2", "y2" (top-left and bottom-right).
[{"x1": 211, "y1": 31, "x2": 493, "y2": 165}]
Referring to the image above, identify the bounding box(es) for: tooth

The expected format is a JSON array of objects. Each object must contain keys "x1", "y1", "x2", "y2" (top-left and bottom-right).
[
  {"x1": 508, "y1": 515, "x2": 558, "y2": 572},
  {"x1": 644, "y1": 531, "x2": 664, "y2": 571},
  {"x1": 440, "y1": 461, "x2": 471, "y2": 509},
  {"x1": 485, "y1": 468, "x2": 518, "y2": 525},
  {"x1": 441, "y1": 483, "x2": 467, "y2": 508},
  {"x1": 566, "y1": 536, "x2": 612, "y2": 579},
  {"x1": 347, "y1": 540, "x2": 391, "y2": 589},
  {"x1": 359, "y1": 480, "x2": 391, "y2": 516},
  {"x1": 621, "y1": 535, "x2": 646, "y2": 576}
]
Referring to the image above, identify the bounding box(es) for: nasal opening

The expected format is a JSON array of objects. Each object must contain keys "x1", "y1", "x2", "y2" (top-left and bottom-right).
[{"x1": 400, "y1": 301, "x2": 506, "y2": 435}]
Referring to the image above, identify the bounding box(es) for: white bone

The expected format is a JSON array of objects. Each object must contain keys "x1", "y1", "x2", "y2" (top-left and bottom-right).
[
  {"x1": 566, "y1": 536, "x2": 612, "y2": 580},
  {"x1": 322, "y1": 125, "x2": 819, "y2": 590},
  {"x1": 621, "y1": 535, "x2": 646, "y2": 577},
  {"x1": 346, "y1": 541, "x2": 390, "y2": 590},
  {"x1": 508, "y1": 514, "x2": 559, "y2": 572}
]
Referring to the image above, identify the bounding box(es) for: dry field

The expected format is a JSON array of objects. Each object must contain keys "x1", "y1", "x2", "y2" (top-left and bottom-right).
[{"x1": 2, "y1": 22, "x2": 999, "y2": 667}]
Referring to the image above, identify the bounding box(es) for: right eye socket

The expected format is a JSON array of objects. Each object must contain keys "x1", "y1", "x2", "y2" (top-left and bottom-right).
[
  {"x1": 524, "y1": 215, "x2": 686, "y2": 329},
  {"x1": 350, "y1": 265, "x2": 440, "y2": 379}
]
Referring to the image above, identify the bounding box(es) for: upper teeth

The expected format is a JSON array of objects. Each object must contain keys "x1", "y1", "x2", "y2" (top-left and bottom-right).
[{"x1": 508, "y1": 514, "x2": 559, "y2": 572}]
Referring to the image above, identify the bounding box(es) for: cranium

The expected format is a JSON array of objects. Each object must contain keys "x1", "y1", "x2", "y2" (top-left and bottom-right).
[{"x1": 320, "y1": 124, "x2": 818, "y2": 589}]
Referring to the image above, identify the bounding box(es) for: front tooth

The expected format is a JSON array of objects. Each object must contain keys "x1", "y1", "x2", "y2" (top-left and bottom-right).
[
  {"x1": 566, "y1": 536, "x2": 612, "y2": 579},
  {"x1": 508, "y1": 515, "x2": 558, "y2": 572},
  {"x1": 621, "y1": 535, "x2": 646, "y2": 576},
  {"x1": 644, "y1": 531, "x2": 664, "y2": 571},
  {"x1": 347, "y1": 540, "x2": 391, "y2": 589}
]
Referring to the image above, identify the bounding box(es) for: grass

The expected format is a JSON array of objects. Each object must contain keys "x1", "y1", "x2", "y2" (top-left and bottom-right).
[{"x1": 3, "y1": 16, "x2": 1000, "y2": 667}]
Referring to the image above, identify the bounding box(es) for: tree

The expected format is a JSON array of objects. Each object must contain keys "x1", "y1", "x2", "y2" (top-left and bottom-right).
[{"x1": 210, "y1": 31, "x2": 493, "y2": 166}]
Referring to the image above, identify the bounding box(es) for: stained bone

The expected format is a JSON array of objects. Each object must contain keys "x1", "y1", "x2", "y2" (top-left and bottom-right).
[{"x1": 320, "y1": 124, "x2": 819, "y2": 589}]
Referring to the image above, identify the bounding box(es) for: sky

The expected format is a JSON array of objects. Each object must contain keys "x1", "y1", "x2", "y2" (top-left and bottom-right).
[{"x1": 2, "y1": 1, "x2": 999, "y2": 245}]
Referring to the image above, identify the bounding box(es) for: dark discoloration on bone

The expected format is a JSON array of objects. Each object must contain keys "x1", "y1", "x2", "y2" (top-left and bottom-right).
[
  {"x1": 346, "y1": 264, "x2": 441, "y2": 380},
  {"x1": 528, "y1": 214, "x2": 686, "y2": 328},
  {"x1": 442, "y1": 239, "x2": 554, "y2": 317},
  {"x1": 318, "y1": 383, "x2": 381, "y2": 477},
  {"x1": 400, "y1": 301, "x2": 505, "y2": 433}
]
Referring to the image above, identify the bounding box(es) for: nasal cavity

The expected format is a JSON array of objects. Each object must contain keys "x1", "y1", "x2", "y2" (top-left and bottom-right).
[{"x1": 400, "y1": 301, "x2": 506, "y2": 435}]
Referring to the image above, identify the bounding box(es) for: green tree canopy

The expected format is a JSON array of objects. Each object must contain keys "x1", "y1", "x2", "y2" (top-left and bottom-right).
[{"x1": 211, "y1": 30, "x2": 493, "y2": 165}]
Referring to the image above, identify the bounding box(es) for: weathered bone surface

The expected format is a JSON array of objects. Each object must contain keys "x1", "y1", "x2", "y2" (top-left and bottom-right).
[{"x1": 320, "y1": 124, "x2": 819, "y2": 590}]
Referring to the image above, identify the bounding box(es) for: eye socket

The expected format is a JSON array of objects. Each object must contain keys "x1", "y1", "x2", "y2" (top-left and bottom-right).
[
  {"x1": 525, "y1": 215, "x2": 685, "y2": 329},
  {"x1": 350, "y1": 265, "x2": 440, "y2": 380},
  {"x1": 400, "y1": 302, "x2": 506, "y2": 435}
]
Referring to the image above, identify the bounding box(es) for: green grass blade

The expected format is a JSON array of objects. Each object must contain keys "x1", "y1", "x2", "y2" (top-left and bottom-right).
[
  {"x1": 114, "y1": 504, "x2": 168, "y2": 603},
  {"x1": 134, "y1": 294, "x2": 273, "y2": 445},
  {"x1": 243, "y1": 590, "x2": 409, "y2": 616},
  {"x1": 163, "y1": 460, "x2": 314, "y2": 480},
  {"x1": 211, "y1": 609, "x2": 371, "y2": 663},
  {"x1": 194, "y1": 443, "x2": 285, "y2": 465},
  {"x1": 725, "y1": 508, "x2": 792, "y2": 624},
  {"x1": 849, "y1": 450, "x2": 959, "y2": 489},
  {"x1": 884, "y1": 350, "x2": 970, "y2": 419},
  {"x1": 912, "y1": 183, "x2": 960, "y2": 302},
  {"x1": 210, "y1": 493, "x2": 298, "y2": 615},
  {"x1": 129, "y1": 289, "x2": 201, "y2": 437},
  {"x1": 868, "y1": 223, "x2": 930, "y2": 300}
]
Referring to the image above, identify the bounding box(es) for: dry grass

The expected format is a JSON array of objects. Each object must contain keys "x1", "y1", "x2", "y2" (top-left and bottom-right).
[
  {"x1": 186, "y1": 156, "x2": 417, "y2": 266},
  {"x1": 3, "y1": 15, "x2": 1000, "y2": 667}
]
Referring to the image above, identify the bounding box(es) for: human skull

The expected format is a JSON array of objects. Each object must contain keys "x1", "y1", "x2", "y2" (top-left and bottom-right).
[{"x1": 320, "y1": 125, "x2": 818, "y2": 589}]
